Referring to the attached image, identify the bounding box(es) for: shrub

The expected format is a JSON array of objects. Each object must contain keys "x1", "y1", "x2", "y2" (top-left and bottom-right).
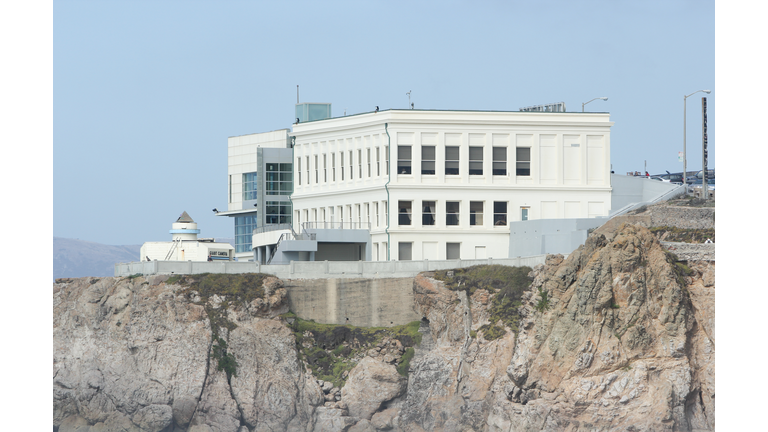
[
  {"x1": 397, "y1": 347, "x2": 415, "y2": 377},
  {"x1": 534, "y1": 288, "x2": 550, "y2": 313}
]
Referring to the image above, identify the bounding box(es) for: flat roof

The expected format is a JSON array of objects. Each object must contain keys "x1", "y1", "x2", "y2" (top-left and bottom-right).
[{"x1": 295, "y1": 108, "x2": 610, "y2": 125}]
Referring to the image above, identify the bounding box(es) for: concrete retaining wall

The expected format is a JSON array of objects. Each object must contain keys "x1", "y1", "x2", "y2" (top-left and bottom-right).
[
  {"x1": 649, "y1": 206, "x2": 715, "y2": 230},
  {"x1": 284, "y1": 278, "x2": 421, "y2": 327}
]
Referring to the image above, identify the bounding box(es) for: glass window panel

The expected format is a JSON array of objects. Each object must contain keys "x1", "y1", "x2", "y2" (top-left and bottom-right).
[
  {"x1": 422, "y1": 201, "x2": 435, "y2": 225},
  {"x1": 470, "y1": 201, "x2": 483, "y2": 225},
  {"x1": 446, "y1": 201, "x2": 460, "y2": 225},
  {"x1": 398, "y1": 201, "x2": 412, "y2": 226}
]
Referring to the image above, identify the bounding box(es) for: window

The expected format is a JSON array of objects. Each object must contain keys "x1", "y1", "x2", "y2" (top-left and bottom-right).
[
  {"x1": 445, "y1": 146, "x2": 459, "y2": 175},
  {"x1": 242, "y1": 172, "x2": 257, "y2": 201},
  {"x1": 470, "y1": 201, "x2": 483, "y2": 225},
  {"x1": 398, "y1": 145, "x2": 412, "y2": 174},
  {"x1": 356, "y1": 204, "x2": 361, "y2": 225},
  {"x1": 365, "y1": 203, "x2": 370, "y2": 226},
  {"x1": 446, "y1": 201, "x2": 460, "y2": 225},
  {"x1": 494, "y1": 202, "x2": 507, "y2": 226},
  {"x1": 384, "y1": 200, "x2": 388, "y2": 226},
  {"x1": 332, "y1": 153, "x2": 336, "y2": 181},
  {"x1": 493, "y1": 147, "x2": 507, "y2": 175},
  {"x1": 421, "y1": 146, "x2": 435, "y2": 175},
  {"x1": 376, "y1": 148, "x2": 381, "y2": 176},
  {"x1": 340, "y1": 152, "x2": 345, "y2": 180},
  {"x1": 399, "y1": 242, "x2": 413, "y2": 261},
  {"x1": 358, "y1": 149, "x2": 363, "y2": 178},
  {"x1": 446, "y1": 242, "x2": 460, "y2": 259},
  {"x1": 297, "y1": 159, "x2": 301, "y2": 185},
  {"x1": 265, "y1": 200, "x2": 291, "y2": 224},
  {"x1": 234, "y1": 214, "x2": 257, "y2": 253},
  {"x1": 323, "y1": 154, "x2": 327, "y2": 182},
  {"x1": 265, "y1": 163, "x2": 292, "y2": 196},
  {"x1": 229, "y1": 175, "x2": 232, "y2": 203},
  {"x1": 516, "y1": 147, "x2": 531, "y2": 176},
  {"x1": 305, "y1": 156, "x2": 310, "y2": 185},
  {"x1": 422, "y1": 201, "x2": 435, "y2": 225},
  {"x1": 469, "y1": 147, "x2": 483, "y2": 175},
  {"x1": 349, "y1": 150, "x2": 354, "y2": 180},
  {"x1": 521, "y1": 206, "x2": 529, "y2": 221},
  {"x1": 314, "y1": 155, "x2": 318, "y2": 184},
  {"x1": 375, "y1": 202, "x2": 379, "y2": 227},
  {"x1": 398, "y1": 201, "x2": 412, "y2": 225},
  {"x1": 367, "y1": 148, "x2": 371, "y2": 177}
]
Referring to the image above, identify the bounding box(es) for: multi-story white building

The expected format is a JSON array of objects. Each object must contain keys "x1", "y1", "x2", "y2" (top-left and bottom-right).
[{"x1": 289, "y1": 108, "x2": 613, "y2": 262}]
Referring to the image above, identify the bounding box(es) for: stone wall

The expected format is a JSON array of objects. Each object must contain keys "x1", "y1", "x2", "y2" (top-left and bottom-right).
[
  {"x1": 662, "y1": 242, "x2": 715, "y2": 261},
  {"x1": 649, "y1": 206, "x2": 715, "y2": 229}
]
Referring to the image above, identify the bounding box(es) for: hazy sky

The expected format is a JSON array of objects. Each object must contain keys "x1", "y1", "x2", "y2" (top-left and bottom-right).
[{"x1": 54, "y1": 0, "x2": 714, "y2": 245}]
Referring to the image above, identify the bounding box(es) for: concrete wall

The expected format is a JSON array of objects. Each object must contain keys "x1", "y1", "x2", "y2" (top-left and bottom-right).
[
  {"x1": 508, "y1": 217, "x2": 606, "y2": 257},
  {"x1": 610, "y1": 174, "x2": 682, "y2": 213},
  {"x1": 284, "y1": 278, "x2": 421, "y2": 327},
  {"x1": 115, "y1": 255, "x2": 548, "y2": 279}
]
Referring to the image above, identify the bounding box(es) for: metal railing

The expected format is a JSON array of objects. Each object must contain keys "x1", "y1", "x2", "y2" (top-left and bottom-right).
[
  {"x1": 302, "y1": 221, "x2": 371, "y2": 230},
  {"x1": 253, "y1": 223, "x2": 294, "y2": 235}
]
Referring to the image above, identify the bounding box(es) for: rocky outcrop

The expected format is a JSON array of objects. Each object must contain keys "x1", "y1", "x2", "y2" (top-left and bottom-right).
[
  {"x1": 54, "y1": 223, "x2": 714, "y2": 431},
  {"x1": 53, "y1": 274, "x2": 323, "y2": 432}
]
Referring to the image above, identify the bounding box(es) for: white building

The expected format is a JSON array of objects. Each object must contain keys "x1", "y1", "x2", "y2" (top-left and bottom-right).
[
  {"x1": 141, "y1": 211, "x2": 234, "y2": 262},
  {"x1": 288, "y1": 109, "x2": 612, "y2": 262}
]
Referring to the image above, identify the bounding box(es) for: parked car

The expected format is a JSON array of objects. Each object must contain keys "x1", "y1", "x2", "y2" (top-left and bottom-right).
[
  {"x1": 686, "y1": 169, "x2": 715, "y2": 184},
  {"x1": 653, "y1": 172, "x2": 685, "y2": 184},
  {"x1": 649, "y1": 176, "x2": 669, "y2": 182},
  {"x1": 687, "y1": 178, "x2": 715, "y2": 192}
]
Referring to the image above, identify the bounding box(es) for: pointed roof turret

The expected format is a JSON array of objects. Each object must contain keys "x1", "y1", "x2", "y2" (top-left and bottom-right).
[{"x1": 176, "y1": 211, "x2": 195, "y2": 223}]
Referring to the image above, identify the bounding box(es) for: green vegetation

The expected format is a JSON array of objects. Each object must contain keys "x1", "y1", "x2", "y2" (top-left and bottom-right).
[
  {"x1": 289, "y1": 317, "x2": 423, "y2": 388},
  {"x1": 478, "y1": 323, "x2": 507, "y2": 341},
  {"x1": 126, "y1": 273, "x2": 143, "y2": 280},
  {"x1": 664, "y1": 251, "x2": 695, "y2": 286},
  {"x1": 434, "y1": 265, "x2": 533, "y2": 339},
  {"x1": 611, "y1": 303, "x2": 621, "y2": 309},
  {"x1": 172, "y1": 273, "x2": 270, "y2": 381},
  {"x1": 534, "y1": 288, "x2": 550, "y2": 313},
  {"x1": 650, "y1": 226, "x2": 715, "y2": 243}
]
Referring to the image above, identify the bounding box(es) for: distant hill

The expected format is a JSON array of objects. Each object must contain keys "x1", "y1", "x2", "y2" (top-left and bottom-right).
[{"x1": 53, "y1": 237, "x2": 235, "y2": 280}]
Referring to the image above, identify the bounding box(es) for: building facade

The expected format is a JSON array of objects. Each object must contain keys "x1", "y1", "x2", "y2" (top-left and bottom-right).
[
  {"x1": 289, "y1": 109, "x2": 613, "y2": 261},
  {"x1": 141, "y1": 211, "x2": 234, "y2": 262}
]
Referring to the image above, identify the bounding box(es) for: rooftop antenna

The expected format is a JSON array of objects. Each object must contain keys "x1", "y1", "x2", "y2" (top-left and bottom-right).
[
  {"x1": 406, "y1": 90, "x2": 411, "y2": 108},
  {"x1": 344, "y1": 108, "x2": 347, "y2": 116}
]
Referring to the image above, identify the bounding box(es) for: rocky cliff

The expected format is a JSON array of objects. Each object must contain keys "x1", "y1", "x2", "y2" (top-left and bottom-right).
[{"x1": 54, "y1": 224, "x2": 714, "y2": 431}]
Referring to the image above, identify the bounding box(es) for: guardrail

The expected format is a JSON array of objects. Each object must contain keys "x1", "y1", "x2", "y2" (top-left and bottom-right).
[{"x1": 253, "y1": 223, "x2": 293, "y2": 235}]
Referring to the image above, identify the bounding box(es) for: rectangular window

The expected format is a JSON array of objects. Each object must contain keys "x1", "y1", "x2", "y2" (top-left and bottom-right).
[
  {"x1": 445, "y1": 146, "x2": 459, "y2": 175},
  {"x1": 384, "y1": 200, "x2": 388, "y2": 227},
  {"x1": 305, "y1": 156, "x2": 310, "y2": 185},
  {"x1": 446, "y1": 201, "x2": 460, "y2": 226},
  {"x1": 398, "y1": 145, "x2": 412, "y2": 174},
  {"x1": 314, "y1": 155, "x2": 318, "y2": 184},
  {"x1": 349, "y1": 150, "x2": 354, "y2": 180},
  {"x1": 493, "y1": 147, "x2": 507, "y2": 175},
  {"x1": 399, "y1": 242, "x2": 413, "y2": 261},
  {"x1": 470, "y1": 201, "x2": 483, "y2": 226},
  {"x1": 446, "y1": 242, "x2": 461, "y2": 260},
  {"x1": 234, "y1": 214, "x2": 257, "y2": 253},
  {"x1": 265, "y1": 200, "x2": 292, "y2": 224},
  {"x1": 365, "y1": 203, "x2": 370, "y2": 226},
  {"x1": 332, "y1": 153, "x2": 336, "y2": 181},
  {"x1": 469, "y1": 147, "x2": 483, "y2": 175},
  {"x1": 358, "y1": 149, "x2": 362, "y2": 179},
  {"x1": 422, "y1": 200, "x2": 436, "y2": 225},
  {"x1": 297, "y1": 159, "x2": 301, "y2": 185},
  {"x1": 229, "y1": 175, "x2": 232, "y2": 203},
  {"x1": 356, "y1": 204, "x2": 361, "y2": 225},
  {"x1": 340, "y1": 152, "x2": 345, "y2": 180},
  {"x1": 265, "y1": 163, "x2": 292, "y2": 196},
  {"x1": 367, "y1": 148, "x2": 371, "y2": 177},
  {"x1": 323, "y1": 154, "x2": 327, "y2": 182},
  {"x1": 516, "y1": 147, "x2": 531, "y2": 176},
  {"x1": 494, "y1": 202, "x2": 508, "y2": 226},
  {"x1": 521, "y1": 206, "x2": 529, "y2": 221},
  {"x1": 398, "y1": 201, "x2": 412, "y2": 225},
  {"x1": 375, "y1": 202, "x2": 379, "y2": 227},
  {"x1": 376, "y1": 147, "x2": 381, "y2": 176},
  {"x1": 421, "y1": 146, "x2": 435, "y2": 175},
  {"x1": 242, "y1": 172, "x2": 257, "y2": 201}
]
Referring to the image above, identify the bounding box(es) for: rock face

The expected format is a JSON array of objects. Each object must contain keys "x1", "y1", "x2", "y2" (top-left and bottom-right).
[
  {"x1": 54, "y1": 224, "x2": 714, "y2": 431},
  {"x1": 53, "y1": 274, "x2": 323, "y2": 432}
]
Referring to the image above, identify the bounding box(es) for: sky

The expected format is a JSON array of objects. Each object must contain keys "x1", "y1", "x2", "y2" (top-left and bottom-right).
[{"x1": 52, "y1": 0, "x2": 716, "y2": 246}]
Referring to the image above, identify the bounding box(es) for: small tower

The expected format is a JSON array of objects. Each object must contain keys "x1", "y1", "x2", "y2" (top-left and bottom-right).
[{"x1": 170, "y1": 211, "x2": 200, "y2": 241}]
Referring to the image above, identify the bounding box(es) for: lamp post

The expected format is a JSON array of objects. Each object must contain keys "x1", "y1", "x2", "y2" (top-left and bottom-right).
[
  {"x1": 582, "y1": 97, "x2": 608, "y2": 112},
  {"x1": 683, "y1": 90, "x2": 711, "y2": 187}
]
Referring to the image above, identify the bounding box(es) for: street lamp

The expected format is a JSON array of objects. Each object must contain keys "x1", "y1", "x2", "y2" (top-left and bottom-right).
[
  {"x1": 582, "y1": 97, "x2": 608, "y2": 112},
  {"x1": 683, "y1": 90, "x2": 711, "y2": 187}
]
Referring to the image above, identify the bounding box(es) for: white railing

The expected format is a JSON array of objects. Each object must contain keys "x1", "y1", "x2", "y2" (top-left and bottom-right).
[{"x1": 302, "y1": 221, "x2": 371, "y2": 230}]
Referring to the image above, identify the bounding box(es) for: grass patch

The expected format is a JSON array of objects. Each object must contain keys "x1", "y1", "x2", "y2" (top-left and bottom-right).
[
  {"x1": 290, "y1": 318, "x2": 422, "y2": 388},
  {"x1": 126, "y1": 273, "x2": 143, "y2": 280}
]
